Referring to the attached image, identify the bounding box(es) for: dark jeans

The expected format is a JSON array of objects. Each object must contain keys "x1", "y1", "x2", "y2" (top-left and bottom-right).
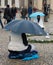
[{"x1": 0, "y1": 19, "x2": 3, "y2": 28}]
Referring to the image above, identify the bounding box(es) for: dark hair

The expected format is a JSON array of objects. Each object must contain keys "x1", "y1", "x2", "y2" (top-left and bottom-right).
[
  {"x1": 37, "y1": 15, "x2": 40, "y2": 23},
  {"x1": 7, "y1": 5, "x2": 9, "y2": 7}
]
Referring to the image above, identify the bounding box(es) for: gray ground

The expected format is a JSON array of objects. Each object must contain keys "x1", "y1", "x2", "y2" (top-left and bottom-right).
[{"x1": 0, "y1": 14, "x2": 53, "y2": 65}]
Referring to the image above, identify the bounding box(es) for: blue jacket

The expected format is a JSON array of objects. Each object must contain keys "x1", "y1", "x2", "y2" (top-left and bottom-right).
[{"x1": 28, "y1": 7, "x2": 32, "y2": 15}]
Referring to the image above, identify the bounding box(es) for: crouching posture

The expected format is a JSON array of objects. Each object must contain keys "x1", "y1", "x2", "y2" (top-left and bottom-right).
[{"x1": 8, "y1": 33, "x2": 39, "y2": 60}]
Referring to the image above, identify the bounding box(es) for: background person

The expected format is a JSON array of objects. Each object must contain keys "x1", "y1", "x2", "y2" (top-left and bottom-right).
[
  {"x1": 11, "y1": 4, "x2": 17, "y2": 19},
  {"x1": 43, "y1": 1, "x2": 48, "y2": 22},
  {"x1": 3, "y1": 5, "x2": 11, "y2": 24},
  {"x1": 33, "y1": 6, "x2": 37, "y2": 13},
  {"x1": 20, "y1": 6, "x2": 28, "y2": 19},
  {"x1": 28, "y1": 5, "x2": 32, "y2": 20}
]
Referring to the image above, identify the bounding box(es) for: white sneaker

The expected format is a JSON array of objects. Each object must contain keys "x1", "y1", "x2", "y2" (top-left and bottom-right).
[
  {"x1": 45, "y1": 35, "x2": 50, "y2": 39},
  {"x1": 46, "y1": 33, "x2": 50, "y2": 39}
]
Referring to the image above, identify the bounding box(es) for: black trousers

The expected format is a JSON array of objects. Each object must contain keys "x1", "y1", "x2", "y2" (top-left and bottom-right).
[
  {"x1": 7, "y1": 19, "x2": 11, "y2": 24},
  {"x1": 0, "y1": 19, "x2": 3, "y2": 28}
]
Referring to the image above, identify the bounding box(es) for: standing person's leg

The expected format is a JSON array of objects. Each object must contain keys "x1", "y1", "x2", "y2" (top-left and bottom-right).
[
  {"x1": 22, "y1": 16, "x2": 25, "y2": 20},
  {"x1": 25, "y1": 14, "x2": 28, "y2": 20},
  {"x1": 7, "y1": 19, "x2": 11, "y2": 24},
  {"x1": 0, "y1": 19, "x2": 4, "y2": 28},
  {"x1": 44, "y1": 15, "x2": 48, "y2": 22},
  {"x1": 29, "y1": 17, "x2": 31, "y2": 20},
  {"x1": 44, "y1": 15, "x2": 46, "y2": 22},
  {"x1": 45, "y1": 15, "x2": 48, "y2": 22},
  {"x1": 13, "y1": 16, "x2": 16, "y2": 20},
  {"x1": 28, "y1": 14, "x2": 31, "y2": 20}
]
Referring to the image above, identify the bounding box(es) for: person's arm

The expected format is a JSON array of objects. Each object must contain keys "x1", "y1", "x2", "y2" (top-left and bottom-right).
[
  {"x1": 3, "y1": 8, "x2": 6, "y2": 19},
  {"x1": 21, "y1": 33, "x2": 28, "y2": 46}
]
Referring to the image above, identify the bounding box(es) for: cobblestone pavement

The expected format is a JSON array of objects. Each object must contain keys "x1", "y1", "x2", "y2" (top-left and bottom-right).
[{"x1": 0, "y1": 14, "x2": 53, "y2": 65}]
